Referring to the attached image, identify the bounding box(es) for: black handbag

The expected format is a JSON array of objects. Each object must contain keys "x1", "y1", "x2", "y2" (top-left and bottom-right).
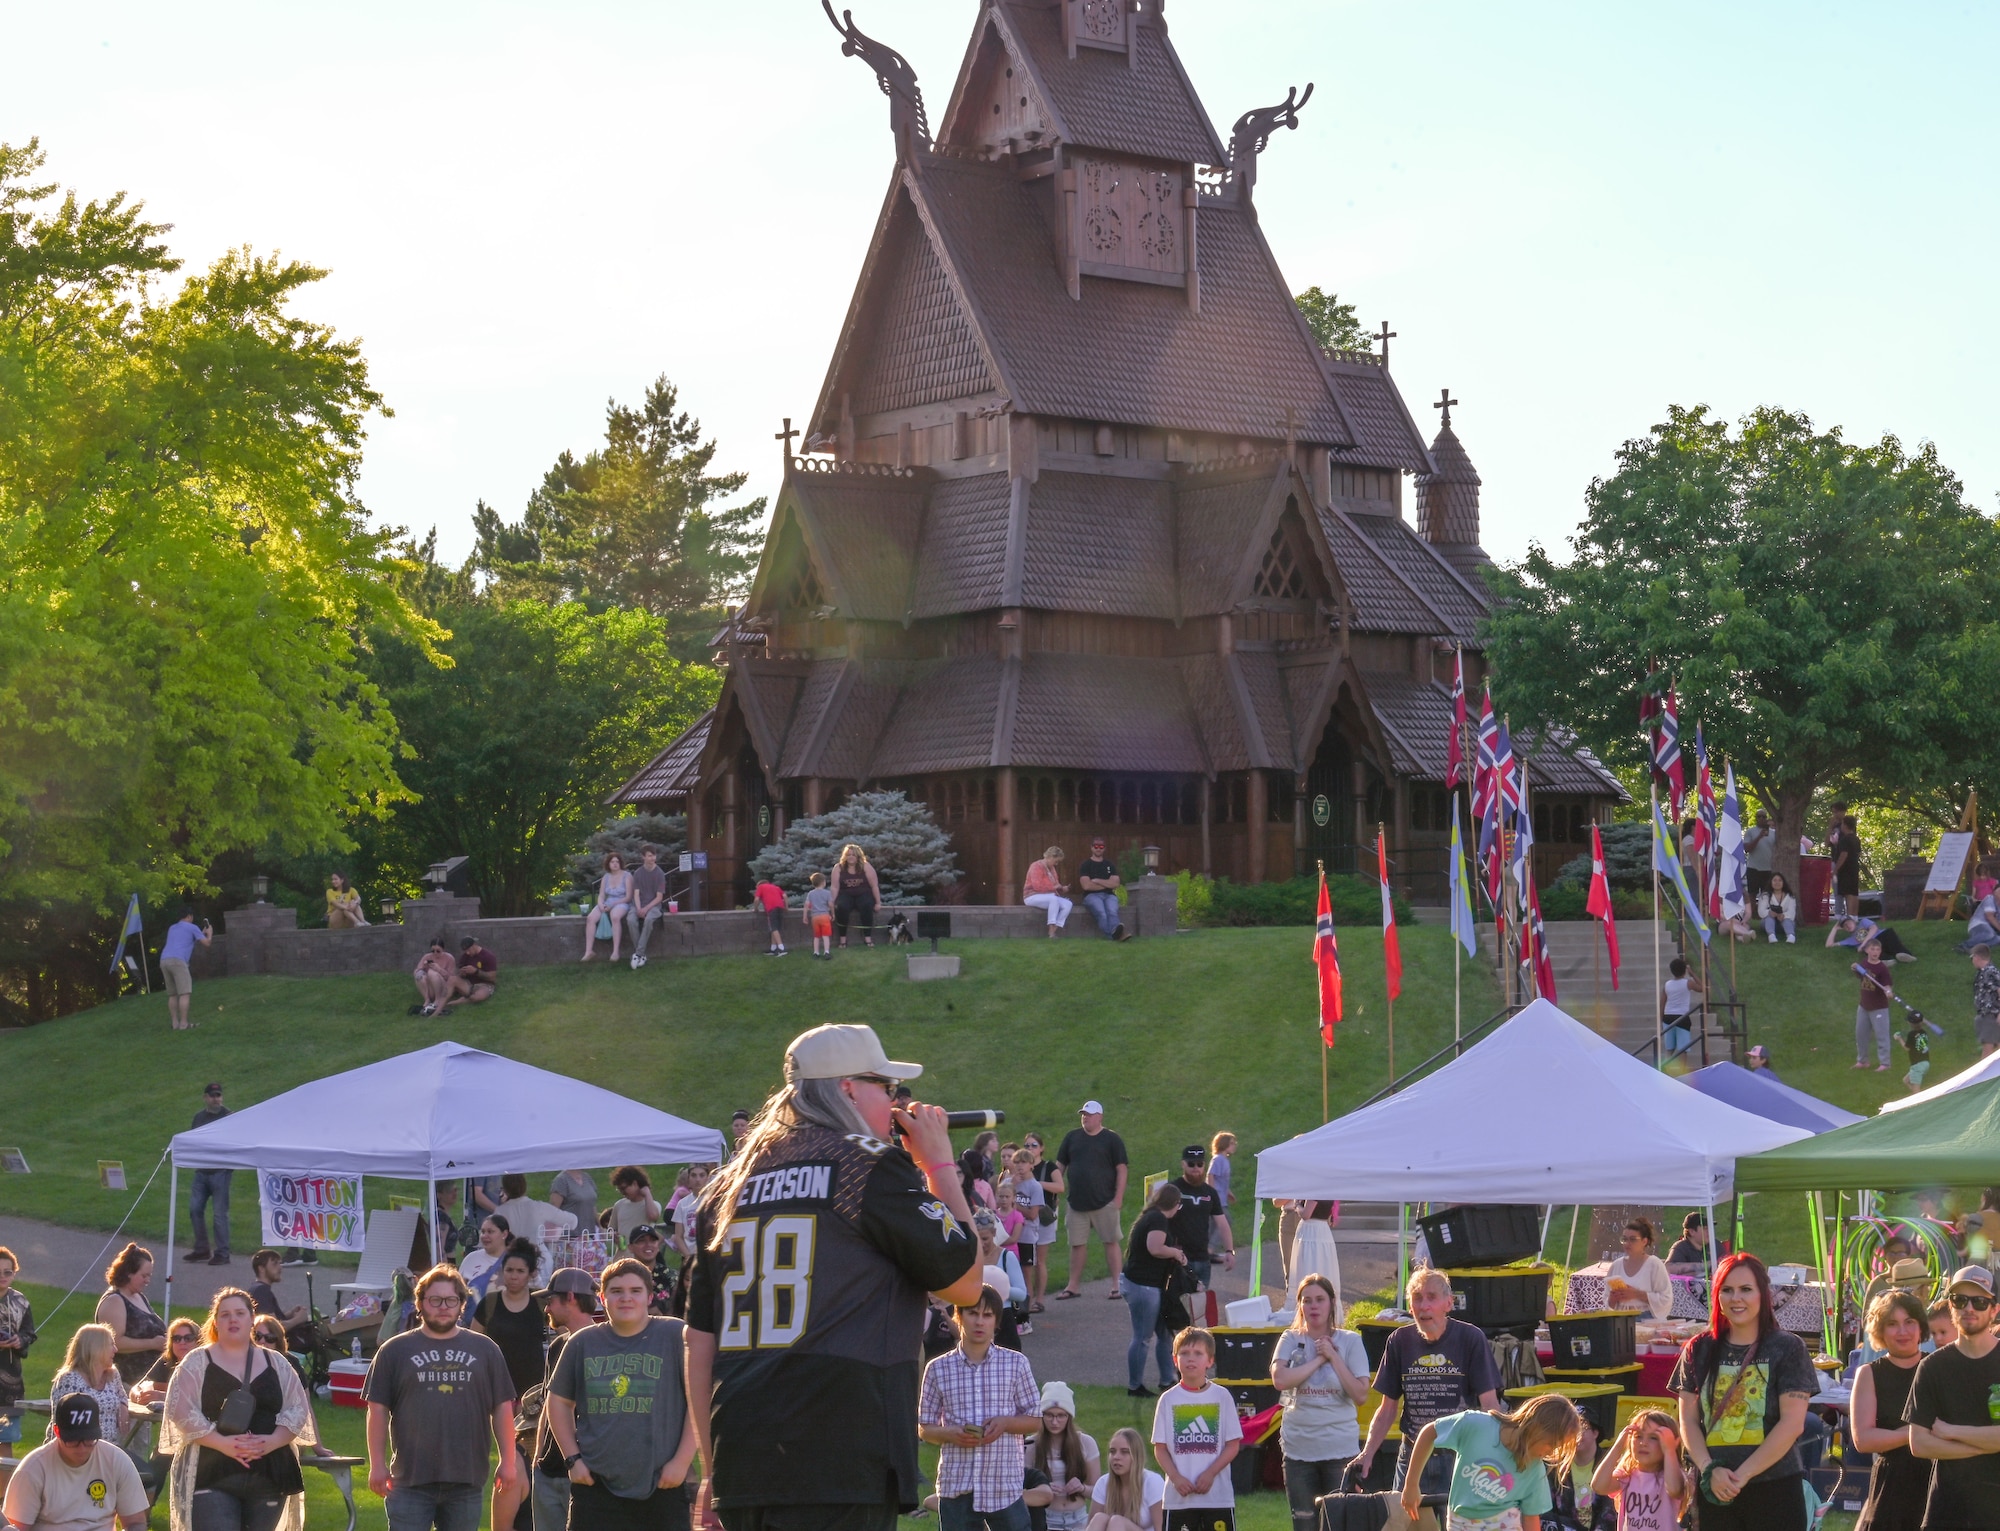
[{"x1": 215, "y1": 1384, "x2": 258, "y2": 1435}]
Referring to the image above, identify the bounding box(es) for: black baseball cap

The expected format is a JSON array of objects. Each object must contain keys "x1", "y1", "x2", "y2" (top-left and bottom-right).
[
  {"x1": 629, "y1": 1224, "x2": 664, "y2": 1243},
  {"x1": 204, "y1": 1083, "x2": 223, "y2": 1096},
  {"x1": 1182, "y1": 1144, "x2": 1207, "y2": 1164},
  {"x1": 54, "y1": 1392, "x2": 102, "y2": 1443},
  {"x1": 536, "y1": 1268, "x2": 600, "y2": 1309}
]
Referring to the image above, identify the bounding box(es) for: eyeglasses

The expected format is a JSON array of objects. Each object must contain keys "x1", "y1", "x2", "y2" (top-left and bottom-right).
[
  {"x1": 422, "y1": 1294, "x2": 465, "y2": 1310},
  {"x1": 849, "y1": 1076, "x2": 895, "y2": 1095},
  {"x1": 1949, "y1": 1293, "x2": 1995, "y2": 1311}
]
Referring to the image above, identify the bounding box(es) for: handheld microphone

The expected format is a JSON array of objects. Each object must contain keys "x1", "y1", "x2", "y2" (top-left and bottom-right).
[{"x1": 941, "y1": 1110, "x2": 1004, "y2": 1131}]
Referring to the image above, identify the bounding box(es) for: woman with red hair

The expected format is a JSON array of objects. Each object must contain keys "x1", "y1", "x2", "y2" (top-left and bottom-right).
[{"x1": 1668, "y1": 1252, "x2": 1816, "y2": 1529}]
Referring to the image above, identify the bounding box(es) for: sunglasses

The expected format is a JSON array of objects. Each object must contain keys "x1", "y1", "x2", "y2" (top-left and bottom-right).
[{"x1": 1949, "y1": 1293, "x2": 1995, "y2": 1311}]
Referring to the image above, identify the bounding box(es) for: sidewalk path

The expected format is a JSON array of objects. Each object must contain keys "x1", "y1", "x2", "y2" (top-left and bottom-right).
[{"x1": 0, "y1": 1214, "x2": 350, "y2": 1319}]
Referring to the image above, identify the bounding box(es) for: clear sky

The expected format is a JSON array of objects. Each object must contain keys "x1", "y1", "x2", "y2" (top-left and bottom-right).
[{"x1": 12, "y1": 2, "x2": 1996, "y2": 568}]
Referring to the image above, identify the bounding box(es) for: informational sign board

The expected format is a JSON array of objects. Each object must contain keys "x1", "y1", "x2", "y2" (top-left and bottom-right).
[
  {"x1": 98, "y1": 1161, "x2": 125, "y2": 1190},
  {"x1": 1926, "y1": 831, "x2": 1975, "y2": 893},
  {"x1": 259, "y1": 1170, "x2": 366, "y2": 1250},
  {"x1": 1, "y1": 1148, "x2": 28, "y2": 1173}
]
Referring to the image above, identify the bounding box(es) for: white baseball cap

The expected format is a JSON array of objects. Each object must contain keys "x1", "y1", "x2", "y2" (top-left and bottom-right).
[
  {"x1": 785, "y1": 1024, "x2": 923, "y2": 1082},
  {"x1": 1080, "y1": 1100, "x2": 1105, "y2": 1115}
]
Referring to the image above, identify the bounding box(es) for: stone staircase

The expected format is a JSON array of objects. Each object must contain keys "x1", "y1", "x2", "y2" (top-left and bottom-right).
[{"x1": 1480, "y1": 919, "x2": 1672, "y2": 1052}]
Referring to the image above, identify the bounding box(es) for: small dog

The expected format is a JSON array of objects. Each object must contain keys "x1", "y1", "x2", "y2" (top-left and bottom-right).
[{"x1": 885, "y1": 912, "x2": 915, "y2": 946}]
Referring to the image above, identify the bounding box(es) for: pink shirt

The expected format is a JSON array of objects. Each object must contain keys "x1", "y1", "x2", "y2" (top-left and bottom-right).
[
  {"x1": 999, "y1": 1209, "x2": 1025, "y2": 1245},
  {"x1": 1613, "y1": 1468, "x2": 1675, "y2": 1531}
]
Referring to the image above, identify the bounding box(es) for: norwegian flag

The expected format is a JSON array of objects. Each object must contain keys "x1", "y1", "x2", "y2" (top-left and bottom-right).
[
  {"x1": 1655, "y1": 687, "x2": 1686, "y2": 819},
  {"x1": 1445, "y1": 649, "x2": 1468, "y2": 789},
  {"x1": 1474, "y1": 689, "x2": 1502, "y2": 906},
  {"x1": 1525, "y1": 875, "x2": 1558, "y2": 1002},
  {"x1": 1378, "y1": 833, "x2": 1402, "y2": 1001},
  {"x1": 1313, "y1": 867, "x2": 1342, "y2": 1046},
  {"x1": 1694, "y1": 725, "x2": 1719, "y2": 914},
  {"x1": 1510, "y1": 758, "x2": 1534, "y2": 901},
  {"x1": 1488, "y1": 719, "x2": 1518, "y2": 905},
  {"x1": 1586, "y1": 822, "x2": 1621, "y2": 989}
]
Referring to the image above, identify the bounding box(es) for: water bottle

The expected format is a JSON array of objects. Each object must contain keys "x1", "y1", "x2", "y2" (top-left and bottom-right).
[{"x1": 350, "y1": 1336, "x2": 362, "y2": 1360}]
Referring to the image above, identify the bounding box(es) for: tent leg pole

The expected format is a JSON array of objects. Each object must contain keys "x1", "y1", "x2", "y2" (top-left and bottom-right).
[
  {"x1": 1398, "y1": 1203, "x2": 1409, "y2": 1302},
  {"x1": 165, "y1": 1160, "x2": 178, "y2": 1316},
  {"x1": 1832, "y1": 1190, "x2": 1845, "y2": 1360},
  {"x1": 1249, "y1": 1200, "x2": 1263, "y2": 1298},
  {"x1": 428, "y1": 1175, "x2": 439, "y2": 1264},
  {"x1": 1705, "y1": 1192, "x2": 1718, "y2": 1292},
  {"x1": 1563, "y1": 1205, "x2": 1580, "y2": 1276}
]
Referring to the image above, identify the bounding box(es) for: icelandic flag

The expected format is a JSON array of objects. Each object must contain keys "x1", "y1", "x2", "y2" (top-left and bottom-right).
[
  {"x1": 108, "y1": 894, "x2": 144, "y2": 976},
  {"x1": 1378, "y1": 833, "x2": 1402, "y2": 1000},
  {"x1": 1448, "y1": 806, "x2": 1478, "y2": 958},
  {"x1": 1653, "y1": 799, "x2": 1711, "y2": 945},
  {"x1": 1445, "y1": 649, "x2": 1467, "y2": 790},
  {"x1": 1586, "y1": 823, "x2": 1621, "y2": 989},
  {"x1": 1313, "y1": 868, "x2": 1342, "y2": 1046},
  {"x1": 1526, "y1": 875, "x2": 1558, "y2": 1003},
  {"x1": 1719, "y1": 762, "x2": 1748, "y2": 920}
]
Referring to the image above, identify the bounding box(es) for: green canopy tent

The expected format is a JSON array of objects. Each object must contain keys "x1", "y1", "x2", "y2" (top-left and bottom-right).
[
  {"x1": 1735, "y1": 1075, "x2": 2000, "y2": 1193},
  {"x1": 1734, "y1": 1077, "x2": 2000, "y2": 1353}
]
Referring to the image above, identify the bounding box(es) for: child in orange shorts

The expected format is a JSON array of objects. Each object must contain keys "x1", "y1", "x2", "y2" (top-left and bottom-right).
[{"x1": 805, "y1": 872, "x2": 835, "y2": 960}]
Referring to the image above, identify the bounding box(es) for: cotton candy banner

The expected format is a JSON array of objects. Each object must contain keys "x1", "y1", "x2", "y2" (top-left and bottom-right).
[{"x1": 259, "y1": 1171, "x2": 366, "y2": 1250}]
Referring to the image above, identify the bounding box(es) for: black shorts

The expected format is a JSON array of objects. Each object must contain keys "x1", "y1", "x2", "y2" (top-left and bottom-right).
[
  {"x1": 1165, "y1": 1510, "x2": 1234, "y2": 1531},
  {"x1": 766, "y1": 909, "x2": 785, "y2": 933},
  {"x1": 569, "y1": 1477, "x2": 692, "y2": 1531},
  {"x1": 1016, "y1": 1242, "x2": 1036, "y2": 1267}
]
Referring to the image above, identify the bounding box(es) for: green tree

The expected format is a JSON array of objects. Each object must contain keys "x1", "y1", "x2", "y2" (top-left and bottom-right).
[
  {"x1": 0, "y1": 139, "x2": 435, "y2": 1017},
  {"x1": 1294, "y1": 286, "x2": 1370, "y2": 353},
  {"x1": 358, "y1": 600, "x2": 717, "y2": 916},
  {"x1": 1484, "y1": 404, "x2": 2000, "y2": 891},
  {"x1": 471, "y1": 376, "x2": 765, "y2": 657},
  {"x1": 747, "y1": 792, "x2": 958, "y2": 904}
]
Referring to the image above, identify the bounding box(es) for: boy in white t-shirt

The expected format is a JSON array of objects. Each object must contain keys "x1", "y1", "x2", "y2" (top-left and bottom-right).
[{"x1": 1150, "y1": 1327, "x2": 1243, "y2": 1531}]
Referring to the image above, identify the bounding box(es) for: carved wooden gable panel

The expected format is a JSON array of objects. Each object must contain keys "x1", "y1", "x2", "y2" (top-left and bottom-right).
[
  {"x1": 1073, "y1": 155, "x2": 1185, "y2": 284},
  {"x1": 969, "y1": 56, "x2": 1052, "y2": 151},
  {"x1": 1064, "y1": 0, "x2": 1128, "y2": 52}
]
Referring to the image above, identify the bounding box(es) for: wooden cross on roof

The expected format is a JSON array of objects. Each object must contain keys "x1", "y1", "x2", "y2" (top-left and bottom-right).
[
  {"x1": 1375, "y1": 320, "x2": 1396, "y2": 365},
  {"x1": 1434, "y1": 388, "x2": 1458, "y2": 429},
  {"x1": 775, "y1": 416, "x2": 799, "y2": 463}
]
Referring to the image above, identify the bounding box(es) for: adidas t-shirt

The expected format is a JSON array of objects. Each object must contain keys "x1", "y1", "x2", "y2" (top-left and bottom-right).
[
  {"x1": 1150, "y1": 1381, "x2": 1243, "y2": 1509},
  {"x1": 1431, "y1": 1410, "x2": 1553, "y2": 1523}
]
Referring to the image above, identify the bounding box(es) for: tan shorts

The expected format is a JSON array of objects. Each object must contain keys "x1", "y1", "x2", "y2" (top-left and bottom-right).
[
  {"x1": 161, "y1": 959, "x2": 192, "y2": 997},
  {"x1": 1066, "y1": 1202, "x2": 1122, "y2": 1248}
]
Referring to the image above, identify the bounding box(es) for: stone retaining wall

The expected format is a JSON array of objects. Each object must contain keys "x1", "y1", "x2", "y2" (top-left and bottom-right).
[{"x1": 192, "y1": 881, "x2": 1178, "y2": 980}]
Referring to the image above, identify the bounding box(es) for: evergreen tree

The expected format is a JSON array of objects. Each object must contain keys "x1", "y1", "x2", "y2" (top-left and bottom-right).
[{"x1": 747, "y1": 792, "x2": 958, "y2": 904}]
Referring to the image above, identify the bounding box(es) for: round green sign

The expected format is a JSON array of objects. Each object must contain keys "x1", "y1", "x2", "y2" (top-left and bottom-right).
[
  {"x1": 1311, "y1": 794, "x2": 1331, "y2": 827},
  {"x1": 757, "y1": 805, "x2": 772, "y2": 838}
]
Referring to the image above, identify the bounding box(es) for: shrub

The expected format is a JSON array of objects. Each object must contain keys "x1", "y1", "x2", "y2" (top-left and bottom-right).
[
  {"x1": 747, "y1": 791, "x2": 958, "y2": 905},
  {"x1": 1551, "y1": 820, "x2": 1653, "y2": 889},
  {"x1": 1170, "y1": 870, "x2": 1214, "y2": 926},
  {"x1": 1198, "y1": 874, "x2": 1413, "y2": 929},
  {"x1": 1538, "y1": 880, "x2": 1652, "y2": 923},
  {"x1": 557, "y1": 813, "x2": 687, "y2": 912}
]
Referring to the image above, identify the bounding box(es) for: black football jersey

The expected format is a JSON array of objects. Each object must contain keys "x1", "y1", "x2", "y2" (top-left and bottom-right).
[{"x1": 687, "y1": 1123, "x2": 977, "y2": 1509}]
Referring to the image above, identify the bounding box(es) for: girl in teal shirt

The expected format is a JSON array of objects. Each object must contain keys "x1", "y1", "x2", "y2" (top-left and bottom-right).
[{"x1": 1401, "y1": 1394, "x2": 1582, "y2": 1531}]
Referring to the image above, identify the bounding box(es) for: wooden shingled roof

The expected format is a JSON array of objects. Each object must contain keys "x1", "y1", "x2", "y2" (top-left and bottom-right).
[{"x1": 607, "y1": 708, "x2": 712, "y2": 807}]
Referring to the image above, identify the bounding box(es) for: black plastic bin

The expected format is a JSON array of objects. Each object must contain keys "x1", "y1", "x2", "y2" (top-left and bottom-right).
[
  {"x1": 1417, "y1": 1204, "x2": 1545, "y2": 1268},
  {"x1": 1544, "y1": 1361, "x2": 1643, "y2": 1395},
  {"x1": 1223, "y1": 1380, "x2": 1279, "y2": 1418},
  {"x1": 1447, "y1": 1263, "x2": 1555, "y2": 1337},
  {"x1": 1229, "y1": 1442, "x2": 1263, "y2": 1495},
  {"x1": 1504, "y1": 1382, "x2": 1622, "y2": 1442},
  {"x1": 1356, "y1": 1317, "x2": 1410, "y2": 1370},
  {"x1": 1547, "y1": 1310, "x2": 1637, "y2": 1369},
  {"x1": 1213, "y1": 1327, "x2": 1284, "y2": 1381}
]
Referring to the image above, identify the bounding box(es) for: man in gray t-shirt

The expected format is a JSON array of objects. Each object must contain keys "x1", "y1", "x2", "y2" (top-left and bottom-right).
[
  {"x1": 627, "y1": 848, "x2": 670, "y2": 968},
  {"x1": 363, "y1": 1266, "x2": 517, "y2": 1528},
  {"x1": 549, "y1": 1257, "x2": 695, "y2": 1526}
]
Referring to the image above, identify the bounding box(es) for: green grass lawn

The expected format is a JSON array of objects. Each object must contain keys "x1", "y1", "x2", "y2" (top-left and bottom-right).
[
  {"x1": 3, "y1": 914, "x2": 1993, "y2": 1268},
  {"x1": 0, "y1": 925, "x2": 1495, "y2": 1256}
]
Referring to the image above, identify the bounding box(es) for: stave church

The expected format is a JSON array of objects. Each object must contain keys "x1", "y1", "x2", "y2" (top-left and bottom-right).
[{"x1": 614, "y1": 0, "x2": 1620, "y2": 905}]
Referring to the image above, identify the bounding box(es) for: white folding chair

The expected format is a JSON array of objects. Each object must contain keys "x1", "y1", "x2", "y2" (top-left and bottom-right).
[{"x1": 329, "y1": 1208, "x2": 421, "y2": 1304}]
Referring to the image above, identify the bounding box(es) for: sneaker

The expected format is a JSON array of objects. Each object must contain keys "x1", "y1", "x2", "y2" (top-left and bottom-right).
[
  {"x1": 629, "y1": 956, "x2": 641, "y2": 970},
  {"x1": 1895, "y1": 952, "x2": 1918, "y2": 963},
  {"x1": 775, "y1": 947, "x2": 787, "y2": 956},
  {"x1": 421, "y1": 1003, "x2": 437, "y2": 1017},
  {"x1": 408, "y1": 1003, "x2": 427, "y2": 1015},
  {"x1": 634, "y1": 955, "x2": 647, "y2": 968},
  {"x1": 1766, "y1": 934, "x2": 1777, "y2": 944},
  {"x1": 186, "y1": 1250, "x2": 211, "y2": 1263},
  {"x1": 209, "y1": 1252, "x2": 231, "y2": 1265},
  {"x1": 1127, "y1": 1386, "x2": 1154, "y2": 1398},
  {"x1": 1114, "y1": 925, "x2": 1130, "y2": 941},
  {"x1": 1016, "y1": 1320, "x2": 1034, "y2": 1336},
  {"x1": 1785, "y1": 934, "x2": 1795, "y2": 943}
]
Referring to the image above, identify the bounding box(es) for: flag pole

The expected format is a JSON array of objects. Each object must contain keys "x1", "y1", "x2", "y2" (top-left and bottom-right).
[
  {"x1": 137, "y1": 902, "x2": 151, "y2": 995},
  {"x1": 1318, "y1": 858, "x2": 1329, "y2": 1123},
  {"x1": 1652, "y1": 780, "x2": 1664, "y2": 1070},
  {"x1": 1381, "y1": 824, "x2": 1395, "y2": 1087}
]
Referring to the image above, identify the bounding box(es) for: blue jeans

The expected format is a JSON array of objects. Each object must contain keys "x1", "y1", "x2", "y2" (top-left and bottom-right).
[
  {"x1": 532, "y1": 1469, "x2": 570, "y2": 1531},
  {"x1": 1083, "y1": 892, "x2": 1122, "y2": 937},
  {"x1": 1186, "y1": 1259, "x2": 1212, "y2": 1291},
  {"x1": 1392, "y1": 1439, "x2": 1452, "y2": 1498},
  {"x1": 1125, "y1": 1282, "x2": 1175, "y2": 1389},
  {"x1": 385, "y1": 1482, "x2": 484, "y2": 1531},
  {"x1": 939, "y1": 1496, "x2": 1030, "y2": 1531},
  {"x1": 190, "y1": 1169, "x2": 232, "y2": 1254}
]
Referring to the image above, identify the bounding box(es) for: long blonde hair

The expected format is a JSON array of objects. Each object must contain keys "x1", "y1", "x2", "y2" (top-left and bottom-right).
[
  {"x1": 1289, "y1": 1272, "x2": 1343, "y2": 1331},
  {"x1": 1101, "y1": 1427, "x2": 1148, "y2": 1522},
  {"x1": 62, "y1": 1323, "x2": 116, "y2": 1383},
  {"x1": 705, "y1": 1076, "x2": 872, "y2": 1252},
  {"x1": 1612, "y1": 1408, "x2": 1677, "y2": 1479},
  {"x1": 1499, "y1": 1393, "x2": 1582, "y2": 1478},
  {"x1": 838, "y1": 843, "x2": 871, "y2": 868}
]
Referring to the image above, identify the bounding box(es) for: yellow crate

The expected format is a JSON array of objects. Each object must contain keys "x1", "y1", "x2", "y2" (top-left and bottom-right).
[{"x1": 1614, "y1": 1394, "x2": 1681, "y2": 1433}]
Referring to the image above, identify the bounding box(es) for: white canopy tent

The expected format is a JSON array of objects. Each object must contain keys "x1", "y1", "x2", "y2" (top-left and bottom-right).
[
  {"x1": 165, "y1": 1040, "x2": 724, "y2": 1303},
  {"x1": 1253, "y1": 1000, "x2": 1813, "y2": 1290},
  {"x1": 1879, "y1": 1047, "x2": 2000, "y2": 1113}
]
